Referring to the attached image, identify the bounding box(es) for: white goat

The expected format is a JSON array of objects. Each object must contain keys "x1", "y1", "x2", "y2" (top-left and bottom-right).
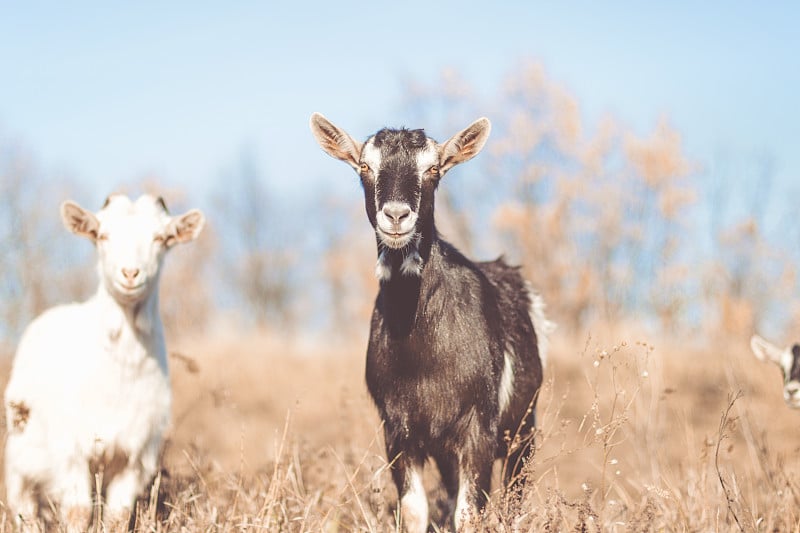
[
  {"x1": 4, "y1": 194, "x2": 205, "y2": 531},
  {"x1": 751, "y1": 333, "x2": 800, "y2": 408}
]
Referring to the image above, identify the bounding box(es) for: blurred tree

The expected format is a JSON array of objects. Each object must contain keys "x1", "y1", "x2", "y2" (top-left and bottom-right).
[
  {"x1": 317, "y1": 193, "x2": 376, "y2": 339},
  {"x1": 0, "y1": 140, "x2": 92, "y2": 346},
  {"x1": 702, "y1": 154, "x2": 796, "y2": 339},
  {"x1": 401, "y1": 61, "x2": 698, "y2": 333},
  {"x1": 212, "y1": 149, "x2": 296, "y2": 330},
  {"x1": 401, "y1": 68, "x2": 483, "y2": 256}
]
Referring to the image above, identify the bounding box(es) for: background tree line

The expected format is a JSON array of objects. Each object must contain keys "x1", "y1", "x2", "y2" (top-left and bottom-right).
[{"x1": 1, "y1": 61, "x2": 796, "y2": 351}]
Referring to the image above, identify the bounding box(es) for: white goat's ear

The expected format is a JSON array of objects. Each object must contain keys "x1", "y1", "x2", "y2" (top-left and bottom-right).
[
  {"x1": 61, "y1": 201, "x2": 100, "y2": 241},
  {"x1": 438, "y1": 117, "x2": 491, "y2": 174},
  {"x1": 309, "y1": 112, "x2": 363, "y2": 170},
  {"x1": 751, "y1": 334, "x2": 784, "y2": 364},
  {"x1": 165, "y1": 209, "x2": 205, "y2": 247}
]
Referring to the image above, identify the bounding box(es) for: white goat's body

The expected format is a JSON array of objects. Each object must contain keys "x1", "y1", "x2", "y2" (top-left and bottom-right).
[
  {"x1": 3, "y1": 193, "x2": 204, "y2": 530},
  {"x1": 5, "y1": 287, "x2": 170, "y2": 527}
]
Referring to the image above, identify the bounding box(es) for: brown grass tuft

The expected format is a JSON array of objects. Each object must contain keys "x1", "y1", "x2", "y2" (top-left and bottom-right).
[{"x1": 1, "y1": 328, "x2": 800, "y2": 531}]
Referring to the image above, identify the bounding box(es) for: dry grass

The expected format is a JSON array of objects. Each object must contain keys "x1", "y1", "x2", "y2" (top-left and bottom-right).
[{"x1": 2, "y1": 326, "x2": 800, "y2": 532}]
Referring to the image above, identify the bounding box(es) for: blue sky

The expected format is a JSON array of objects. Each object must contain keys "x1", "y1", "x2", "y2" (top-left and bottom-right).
[{"x1": 1, "y1": 2, "x2": 798, "y2": 216}]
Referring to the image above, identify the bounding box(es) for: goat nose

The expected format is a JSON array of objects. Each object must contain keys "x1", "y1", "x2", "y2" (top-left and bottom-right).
[
  {"x1": 788, "y1": 384, "x2": 800, "y2": 396},
  {"x1": 382, "y1": 204, "x2": 411, "y2": 224},
  {"x1": 121, "y1": 268, "x2": 140, "y2": 282}
]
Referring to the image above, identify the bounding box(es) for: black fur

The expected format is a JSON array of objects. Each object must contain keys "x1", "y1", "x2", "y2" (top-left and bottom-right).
[
  {"x1": 790, "y1": 344, "x2": 800, "y2": 382},
  {"x1": 359, "y1": 127, "x2": 544, "y2": 526}
]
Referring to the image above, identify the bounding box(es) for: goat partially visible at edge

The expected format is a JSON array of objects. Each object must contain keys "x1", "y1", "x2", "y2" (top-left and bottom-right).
[
  {"x1": 4, "y1": 194, "x2": 205, "y2": 531},
  {"x1": 751, "y1": 334, "x2": 800, "y2": 408},
  {"x1": 310, "y1": 113, "x2": 554, "y2": 532}
]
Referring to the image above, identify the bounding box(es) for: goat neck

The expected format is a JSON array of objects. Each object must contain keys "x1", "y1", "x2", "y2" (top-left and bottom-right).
[{"x1": 92, "y1": 276, "x2": 166, "y2": 371}]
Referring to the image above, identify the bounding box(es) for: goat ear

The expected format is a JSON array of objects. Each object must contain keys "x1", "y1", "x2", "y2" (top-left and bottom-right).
[
  {"x1": 309, "y1": 112, "x2": 363, "y2": 170},
  {"x1": 165, "y1": 209, "x2": 205, "y2": 247},
  {"x1": 751, "y1": 334, "x2": 784, "y2": 364},
  {"x1": 61, "y1": 201, "x2": 100, "y2": 241},
  {"x1": 438, "y1": 117, "x2": 491, "y2": 174}
]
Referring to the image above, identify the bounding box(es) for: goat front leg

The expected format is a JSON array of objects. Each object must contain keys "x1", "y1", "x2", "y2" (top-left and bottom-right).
[
  {"x1": 103, "y1": 465, "x2": 142, "y2": 528},
  {"x1": 5, "y1": 467, "x2": 41, "y2": 532},
  {"x1": 52, "y1": 463, "x2": 92, "y2": 533},
  {"x1": 388, "y1": 442, "x2": 428, "y2": 533},
  {"x1": 454, "y1": 441, "x2": 493, "y2": 532},
  {"x1": 433, "y1": 451, "x2": 459, "y2": 525}
]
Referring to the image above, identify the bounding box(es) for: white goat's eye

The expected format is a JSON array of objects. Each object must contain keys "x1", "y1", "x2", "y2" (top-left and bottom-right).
[
  {"x1": 97, "y1": 233, "x2": 109, "y2": 242},
  {"x1": 153, "y1": 235, "x2": 166, "y2": 244}
]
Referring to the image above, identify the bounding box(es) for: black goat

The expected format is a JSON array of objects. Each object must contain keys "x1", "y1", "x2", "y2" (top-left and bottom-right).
[
  {"x1": 310, "y1": 113, "x2": 553, "y2": 532},
  {"x1": 751, "y1": 334, "x2": 800, "y2": 409}
]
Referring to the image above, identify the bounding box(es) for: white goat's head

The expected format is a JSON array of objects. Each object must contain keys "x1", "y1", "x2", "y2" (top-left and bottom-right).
[
  {"x1": 310, "y1": 113, "x2": 490, "y2": 278},
  {"x1": 751, "y1": 334, "x2": 800, "y2": 409},
  {"x1": 61, "y1": 194, "x2": 205, "y2": 305}
]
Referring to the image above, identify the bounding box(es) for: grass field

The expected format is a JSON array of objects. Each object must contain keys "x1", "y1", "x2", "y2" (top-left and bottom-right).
[{"x1": 1, "y1": 326, "x2": 799, "y2": 532}]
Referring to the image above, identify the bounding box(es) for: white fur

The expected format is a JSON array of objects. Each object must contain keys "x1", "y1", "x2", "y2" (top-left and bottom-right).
[
  {"x1": 362, "y1": 141, "x2": 384, "y2": 219},
  {"x1": 455, "y1": 464, "x2": 476, "y2": 533},
  {"x1": 528, "y1": 288, "x2": 555, "y2": 368},
  {"x1": 4, "y1": 194, "x2": 204, "y2": 529},
  {"x1": 498, "y1": 352, "x2": 515, "y2": 414},
  {"x1": 400, "y1": 249, "x2": 423, "y2": 277},
  {"x1": 400, "y1": 466, "x2": 428, "y2": 533},
  {"x1": 375, "y1": 200, "x2": 418, "y2": 249},
  {"x1": 375, "y1": 251, "x2": 392, "y2": 282},
  {"x1": 360, "y1": 141, "x2": 382, "y2": 178},
  {"x1": 414, "y1": 142, "x2": 439, "y2": 177}
]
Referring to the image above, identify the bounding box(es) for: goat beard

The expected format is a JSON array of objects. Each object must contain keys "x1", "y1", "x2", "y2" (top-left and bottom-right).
[{"x1": 376, "y1": 243, "x2": 423, "y2": 281}]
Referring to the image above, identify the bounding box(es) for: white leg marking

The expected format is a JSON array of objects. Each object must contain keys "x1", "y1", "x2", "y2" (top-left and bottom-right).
[
  {"x1": 104, "y1": 466, "x2": 140, "y2": 525},
  {"x1": 455, "y1": 465, "x2": 476, "y2": 532},
  {"x1": 55, "y1": 463, "x2": 92, "y2": 533},
  {"x1": 498, "y1": 352, "x2": 515, "y2": 414},
  {"x1": 400, "y1": 465, "x2": 428, "y2": 533}
]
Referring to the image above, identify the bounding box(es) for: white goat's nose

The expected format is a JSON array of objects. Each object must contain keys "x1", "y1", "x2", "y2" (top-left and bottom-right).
[
  {"x1": 382, "y1": 204, "x2": 411, "y2": 224},
  {"x1": 121, "y1": 268, "x2": 140, "y2": 282}
]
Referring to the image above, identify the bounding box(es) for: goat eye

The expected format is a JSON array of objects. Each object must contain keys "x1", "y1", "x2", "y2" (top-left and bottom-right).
[
  {"x1": 359, "y1": 162, "x2": 370, "y2": 173},
  {"x1": 153, "y1": 235, "x2": 166, "y2": 244},
  {"x1": 428, "y1": 165, "x2": 440, "y2": 176},
  {"x1": 97, "y1": 233, "x2": 109, "y2": 242}
]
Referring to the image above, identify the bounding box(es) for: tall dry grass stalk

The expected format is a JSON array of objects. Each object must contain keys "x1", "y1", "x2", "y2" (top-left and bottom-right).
[{"x1": 1, "y1": 329, "x2": 799, "y2": 531}]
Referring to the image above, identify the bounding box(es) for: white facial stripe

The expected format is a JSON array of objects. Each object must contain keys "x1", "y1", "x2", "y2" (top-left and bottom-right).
[
  {"x1": 415, "y1": 142, "x2": 439, "y2": 179},
  {"x1": 361, "y1": 140, "x2": 382, "y2": 215},
  {"x1": 361, "y1": 141, "x2": 382, "y2": 174},
  {"x1": 400, "y1": 466, "x2": 428, "y2": 533}
]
